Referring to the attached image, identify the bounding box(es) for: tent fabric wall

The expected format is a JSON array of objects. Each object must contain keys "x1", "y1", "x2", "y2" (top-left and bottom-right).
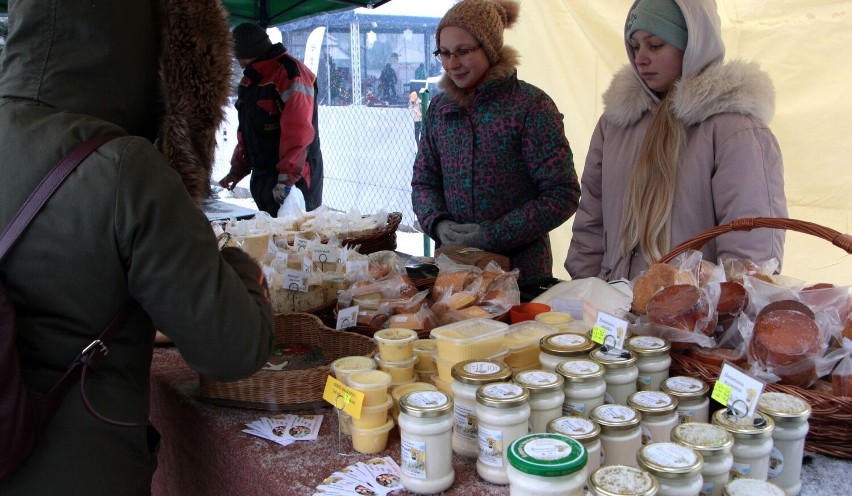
[{"x1": 506, "y1": 0, "x2": 852, "y2": 285}]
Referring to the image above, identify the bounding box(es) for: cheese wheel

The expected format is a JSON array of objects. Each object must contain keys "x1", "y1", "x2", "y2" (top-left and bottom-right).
[{"x1": 751, "y1": 309, "x2": 821, "y2": 386}]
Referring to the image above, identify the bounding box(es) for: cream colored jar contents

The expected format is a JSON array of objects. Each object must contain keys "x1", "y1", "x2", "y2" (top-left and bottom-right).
[
  {"x1": 557, "y1": 358, "x2": 606, "y2": 418},
  {"x1": 588, "y1": 465, "x2": 660, "y2": 496},
  {"x1": 547, "y1": 416, "x2": 603, "y2": 481},
  {"x1": 636, "y1": 442, "x2": 704, "y2": 496},
  {"x1": 671, "y1": 422, "x2": 734, "y2": 496},
  {"x1": 590, "y1": 347, "x2": 639, "y2": 405},
  {"x1": 627, "y1": 336, "x2": 672, "y2": 391},
  {"x1": 513, "y1": 370, "x2": 565, "y2": 433},
  {"x1": 475, "y1": 382, "x2": 531, "y2": 485},
  {"x1": 662, "y1": 376, "x2": 709, "y2": 424},
  {"x1": 712, "y1": 408, "x2": 775, "y2": 481},
  {"x1": 757, "y1": 392, "x2": 811, "y2": 496},
  {"x1": 628, "y1": 391, "x2": 679, "y2": 444},
  {"x1": 722, "y1": 478, "x2": 786, "y2": 496},
  {"x1": 398, "y1": 391, "x2": 455, "y2": 494},
  {"x1": 591, "y1": 404, "x2": 643, "y2": 468},
  {"x1": 506, "y1": 433, "x2": 588, "y2": 496},
  {"x1": 450, "y1": 359, "x2": 512, "y2": 458},
  {"x1": 539, "y1": 332, "x2": 596, "y2": 371}
]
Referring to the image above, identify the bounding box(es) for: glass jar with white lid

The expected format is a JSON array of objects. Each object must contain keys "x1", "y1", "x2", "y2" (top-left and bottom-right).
[
  {"x1": 476, "y1": 382, "x2": 531, "y2": 485},
  {"x1": 513, "y1": 369, "x2": 565, "y2": 433},
  {"x1": 636, "y1": 442, "x2": 704, "y2": 496},
  {"x1": 588, "y1": 465, "x2": 660, "y2": 496},
  {"x1": 628, "y1": 390, "x2": 679, "y2": 444},
  {"x1": 506, "y1": 433, "x2": 588, "y2": 496},
  {"x1": 397, "y1": 391, "x2": 455, "y2": 494},
  {"x1": 590, "y1": 347, "x2": 639, "y2": 405},
  {"x1": 661, "y1": 376, "x2": 710, "y2": 424},
  {"x1": 556, "y1": 358, "x2": 606, "y2": 418},
  {"x1": 539, "y1": 332, "x2": 596, "y2": 371},
  {"x1": 757, "y1": 392, "x2": 811, "y2": 496},
  {"x1": 626, "y1": 335, "x2": 672, "y2": 391},
  {"x1": 711, "y1": 408, "x2": 775, "y2": 481},
  {"x1": 591, "y1": 404, "x2": 643, "y2": 468},
  {"x1": 547, "y1": 416, "x2": 603, "y2": 481},
  {"x1": 671, "y1": 422, "x2": 734, "y2": 496},
  {"x1": 450, "y1": 359, "x2": 513, "y2": 458}
]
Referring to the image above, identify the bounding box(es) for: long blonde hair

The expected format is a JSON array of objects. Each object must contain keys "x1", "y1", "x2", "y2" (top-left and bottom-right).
[{"x1": 620, "y1": 93, "x2": 685, "y2": 264}]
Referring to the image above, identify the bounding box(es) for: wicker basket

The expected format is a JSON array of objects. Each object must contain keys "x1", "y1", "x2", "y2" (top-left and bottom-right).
[
  {"x1": 659, "y1": 217, "x2": 852, "y2": 459},
  {"x1": 339, "y1": 212, "x2": 402, "y2": 255},
  {"x1": 199, "y1": 312, "x2": 377, "y2": 411}
]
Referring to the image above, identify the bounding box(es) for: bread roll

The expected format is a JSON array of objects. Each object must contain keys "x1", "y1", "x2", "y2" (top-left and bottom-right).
[{"x1": 632, "y1": 263, "x2": 679, "y2": 314}]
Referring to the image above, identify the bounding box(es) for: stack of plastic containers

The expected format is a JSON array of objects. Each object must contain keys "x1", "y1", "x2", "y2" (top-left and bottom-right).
[
  {"x1": 412, "y1": 338, "x2": 439, "y2": 384},
  {"x1": 429, "y1": 318, "x2": 509, "y2": 396},
  {"x1": 503, "y1": 320, "x2": 558, "y2": 372},
  {"x1": 344, "y1": 369, "x2": 394, "y2": 454}
]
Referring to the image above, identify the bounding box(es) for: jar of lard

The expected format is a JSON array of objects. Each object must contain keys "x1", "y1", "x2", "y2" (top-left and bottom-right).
[
  {"x1": 539, "y1": 332, "x2": 596, "y2": 371},
  {"x1": 661, "y1": 376, "x2": 709, "y2": 424},
  {"x1": 450, "y1": 359, "x2": 513, "y2": 458},
  {"x1": 513, "y1": 370, "x2": 565, "y2": 433},
  {"x1": 712, "y1": 408, "x2": 775, "y2": 481},
  {"x1": 722, "y1": 478, "x2": 786, "y2": 496},
  {"x1": 557, "y1": 359, "x2": 606, "y2": 418},
  {"x1": 628, "y1": 391, "x2": 679, "y2": 445},
  {"x1": 636, "y1": 442, "x2": 704, "y2": 496},
  {"x1": 591, "y1": 404, "x2": 643, "y2": 468},
  {"x1": 506, "y1": 433, "x2": 588, "y2": 496},
  {"x1": 757, "y1": 392, "x2": 811, "y2": 496},
  {"x1": 588, "y1": 465, "x2": 660, "y2": 496},
  {"x1": 671, "y1": 422, "x2": 734, "y2": 496},
  {"x1": 398, "y1": 391, "x2": 455, "y2": 494},
  {"x1": 548, "y1": 416, "x2": 603, "y2": 480},
  {"x1": 590, "y1": 347, "x2": 639, "y2": 405},
  {"x1": 475, "y1": 382, "x2": 531, "y2": 485},
  {"x1": 626, "y1": 336, "x2": 672, "y2": 391}
]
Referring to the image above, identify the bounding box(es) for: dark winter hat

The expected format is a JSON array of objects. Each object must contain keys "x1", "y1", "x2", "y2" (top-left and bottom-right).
[
  {"x1": 233, "y1": 22, "x2": 272, "y2": 59},
  {"x1": 436, "y1": 0, "x2": 520, "y2": 65},
  {"x1": 626, "y1": 0, "x2": 688, "y2": 51}
]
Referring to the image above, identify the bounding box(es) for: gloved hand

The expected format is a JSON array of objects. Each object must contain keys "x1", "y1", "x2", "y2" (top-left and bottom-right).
[
  {"x1": 435, "y1": 220, "x2": 457, "y2": 245},
  {"x1": 449, "y1": 223, "x2": 486, "y2": 248},
  {"x1": 272, "y1": 183, "x2": 292, "y2": 204},
  {"x1": 218, "y1": 173, "x2": 241, "y2": 191}
]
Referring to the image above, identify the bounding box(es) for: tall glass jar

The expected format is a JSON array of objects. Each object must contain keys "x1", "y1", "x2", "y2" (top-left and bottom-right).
[
  {"x1": 450, "y1": 359, "x2": 512, "y2": 458},
  {"x1": 757, "y1": 392, "x2": 811, "y2": 496},
  {"x1": 712, "y1": 408, "x2": 775, "y2": 481},
  {"x1": 556, "y1": 358, "x2": 607, "y2": 418},
  {"x1": 671, "y1": 422, "x2": 734, "y2": 496},
  {"x1": 588, "y1": 465, "x2": 660, "y2": 496},
  {"x1": 539, "y1": 332, "x2": 596, "y2": 371},
  {"x1": 628, "y1": 391, "x2": 679, "y2": 444},
  {"x1": 476, "y1": 382, "x2": 531, "y2": 485},
  {"x1": 398, "y1": 391, "x2": 455, "y2": 494},
  {"x1": 591, "y1": 404, "x2": 643, "y2": 468},
  {"x1": 662, "y1": 376, "x2": 710, "y2": 424},
  {"x1": 548, "y1": 416, "x2": 603, "y2": 482},
  {"x1": 636, "y1": 443, "x2": 704, "y2": 496},
  {"x1": 506, "y1": 433, "x2": 588, "y2": 496},
  {"x1": 513, "y1": 370, "x2": 565, "y2": 433},
  {"x1": 626, "y1": 336, "x2": 672, "y2": 391},
  {"x1": 590, "y1": 347, "x2": 639, "y2": 405}
]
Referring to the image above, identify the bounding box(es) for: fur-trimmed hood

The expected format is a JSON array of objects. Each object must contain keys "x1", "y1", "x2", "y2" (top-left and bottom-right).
[
  {"x1": 602, "y1": 59, "x2": 775, "y2": 128},
  {"x1": 437, "y1": 45, "x2": 521, "y2": 108}
]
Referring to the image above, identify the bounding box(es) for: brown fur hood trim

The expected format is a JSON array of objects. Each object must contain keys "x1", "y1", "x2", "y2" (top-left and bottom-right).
[{"x1": 438, "y1": 45, "x2": 520, "y2": 108}]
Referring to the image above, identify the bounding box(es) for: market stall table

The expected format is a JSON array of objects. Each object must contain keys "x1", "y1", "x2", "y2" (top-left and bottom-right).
[{"x1": 149, "y1": 346, "x2": 852, "y2": 496}]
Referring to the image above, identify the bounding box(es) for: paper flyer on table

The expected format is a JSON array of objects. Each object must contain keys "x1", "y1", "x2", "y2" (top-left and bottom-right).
[{"x1": 313, "y1": 456, "x2": 403, "y2": 496}]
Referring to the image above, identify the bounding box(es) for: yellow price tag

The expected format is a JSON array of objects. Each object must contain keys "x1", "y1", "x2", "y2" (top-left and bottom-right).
[
  {"x1": 322, "y1": 376, "x2": 365, "y2": 419},
  {"x1": 590, "y1": 326, "x2": 606, "y2": 345},
  {"x1": 711, "y1": 380, "x2": 733, "y2": 406}
]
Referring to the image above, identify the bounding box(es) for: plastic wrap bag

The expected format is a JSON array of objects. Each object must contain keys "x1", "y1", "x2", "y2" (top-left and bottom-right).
[{"x1": 277, "y1": 186, "x2": 306, "y2": 219}]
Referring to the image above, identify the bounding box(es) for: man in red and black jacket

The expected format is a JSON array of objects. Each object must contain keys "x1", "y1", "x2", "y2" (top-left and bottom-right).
[{"x1": 219, "y1": 23, "x2": 323, "y2": 215}]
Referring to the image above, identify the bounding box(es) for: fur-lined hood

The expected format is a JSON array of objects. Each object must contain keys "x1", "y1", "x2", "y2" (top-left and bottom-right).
[
  {"x1": 602, "y1": 59, "x2": 775, "y2": 128},
  {"x1": 0, "y1": 0, "x2": 232, "y2": 203},
  {"x1": 437, "y1": 46, "x2": 521, "y2": 108}
]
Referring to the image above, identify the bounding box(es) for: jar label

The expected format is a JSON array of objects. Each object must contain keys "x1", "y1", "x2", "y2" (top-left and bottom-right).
[
  {"x1": 562, "y1": 400, "x2": 586, "y2": 417},
  {"x1": 636, "y1": 375, "x2": 651, "y2": 391},
  {"x1": 551, "y1": 416, "x2": 594, "y2": 436},
  {"x1": 477, "y1": 425, "x2": 504, "y2": 467},
  {"x1": 463, "y1": 361, "x2": 501, "y2": 375},
  {"x1": 731, "y1": 460, "x2": 751, "y2": 477},
  {"x1": 630, "y1": 336, "x2": 666, "y2": 349},
  {"x1": 641, "y1": 425, "x2": 653, "y2": 446},
  {"x1": 768, "y1": 445, "x2": 785, "y2": 478},
  {"x1": 666, "y1": 376, "x2": 704, "y2": 393},
  {"x1": 595, "y1": 404, "x2": 635, "y2": 422},
  {"x1": 677, "y1": 408, "x2": 696, "y2": 424},
  {"x1": 551, "y1": 334, "x2": 587, "y2": 347},
  {"x1": 644, "y1": 443, "x2": 697, "y2": 467},
  {"x1": 407, "y1": 391, "x2": 449, "y2": 409},
  {"x1": 453, "y1": 403, "x2": 477, "y2": 441},
  {"x1": 481, "y1": 383, "x2": 524, "y2": 399},
  {"x1": 632, "y1": 391, "x2": 673, "y2": 409},
  {"x1": 560, "y1": 360, "x2": 600, "y2": 375},
  {"x1": 516, "y1": 370, "x2": 559, "y2": 387},
  {"x1": 400, "y1": 435, "x2": 427, "y2": 479},
  {"x1": 522, "y1": 437, "x2": 574, "y2": 461},
  {"x1": 700, "y1": 481, "x2": 713, "y2": 496}
]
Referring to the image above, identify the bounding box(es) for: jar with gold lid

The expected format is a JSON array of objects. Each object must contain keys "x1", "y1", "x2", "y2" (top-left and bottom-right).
[
  {"x1": 671, "y1": 422, "x2": 734, "y2": 496},
  {"x1": 626, "y1": 335, "x2": 672, "y2": 391},
  {"x1": 548, "y1": 416, "x2": 603, "y2": 483},
  {"x1": 757, "y1": 392, "x2": 811, "y2": 495},
  {"x1": 636, "y1": 442, "x2": 704, "y2": 496},
  {"x1": 513, "y1": 369, "x2": 565, "y2": 433},
  {"x1": 556, "y1": 358, "x2": 606, "y2": 418},
  {"x1": 591, "y1": 404, "x2": 642, "y2": 468},
  {"x1": 590, "y1": 347, "x2": 639, "y2": 406},
  {"x1": 661, "y1": 376, "x2": 709, "y2": 424},
  {"x1": 711, "y1": 408, "x2": 775, "y2": 481},
  {"x1": 588, "y1": 465, "x2": 660, "y2": 496},
  {"x1": 539, "y1": 332, "x2": 597, "y2": 371},
  {"x1": 398, "y1": 391, "x2": 455, "y2": 494},
  {"x1": 450, "y1": 359, "x2": 513, "y2": 458},
  {"x1": 476, "y1": 382, "x2": 531, "y2": 485},
  {"x1": 628, "y1": 390, "x2": 679, "y2": 445}
]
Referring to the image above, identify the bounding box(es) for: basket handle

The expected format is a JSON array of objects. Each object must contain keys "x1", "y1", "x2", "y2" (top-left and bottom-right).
[{"x1": 659, "y1": 217, "x2": 852, "y2": 263}]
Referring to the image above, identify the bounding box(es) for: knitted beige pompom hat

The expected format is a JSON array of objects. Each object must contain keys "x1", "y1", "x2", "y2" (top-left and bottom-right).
[{"x1": 436, "y1": 0, "x2": 520, "y2": 65}]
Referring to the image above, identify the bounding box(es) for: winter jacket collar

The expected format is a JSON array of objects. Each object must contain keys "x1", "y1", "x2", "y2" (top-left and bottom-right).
[{"x1": 437, "y1": 45, "x2": 521, "y2": 108}]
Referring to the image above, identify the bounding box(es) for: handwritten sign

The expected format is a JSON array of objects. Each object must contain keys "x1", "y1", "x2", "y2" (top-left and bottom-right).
[{"x1": 323, "y1": 376, "x2": 365, "y2": 419}]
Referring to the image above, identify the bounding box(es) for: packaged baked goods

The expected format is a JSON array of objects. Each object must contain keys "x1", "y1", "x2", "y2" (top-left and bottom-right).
[
  {"x1": 749, "y1": 309, "x2": 822, "y2": 387},
  {"x1": 646, "y1": 284, "x2": 718, "y2": 337},
  {"x1": 632, "y1": 263, "x2": 680, "y2": 315}
]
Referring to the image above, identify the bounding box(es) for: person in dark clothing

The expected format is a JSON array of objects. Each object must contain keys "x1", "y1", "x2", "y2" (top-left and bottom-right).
[
  {"x1": 379, "y1": 52, "x2": 399, "y2": 102},
  {"x1": 219, "y1": 23, "x2": 324, "y2": 214}
]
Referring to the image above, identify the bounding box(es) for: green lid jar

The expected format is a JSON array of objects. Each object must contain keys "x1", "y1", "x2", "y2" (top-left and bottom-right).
[{"x1": 507, "y1": 433, "x2": 588, "y2": 495}]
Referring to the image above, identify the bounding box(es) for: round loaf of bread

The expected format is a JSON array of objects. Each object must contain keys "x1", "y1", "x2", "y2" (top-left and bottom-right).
[
  {"x1": 750, "y1": 309, "x2": 821, "y2": 386},
  {"x1": 632, "y1": 263, "x2": 679, "y2": 314},
  {"x1": 756, "y1": 299, "x2": 814, "y2": 321},
  {"x1": 646, "y1": 284, "x2": 717, "y2": 336}
]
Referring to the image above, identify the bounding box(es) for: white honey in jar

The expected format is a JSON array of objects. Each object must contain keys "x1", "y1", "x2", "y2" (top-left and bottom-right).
[
  {"x1": 513, "y1": 369, "x2": 565, "y2": 433},
  {"x1": 662, "y1": 376, "x2": 710, "y2": 424},
  {"x1": 671, "y1": 422, "x2": 734, "y2": 496},
  {"x1": 556, "y1": 358, "x2": 606, "y2": 418},
  {"x1": 628, "y1": 391, "x2": 679, "y2": 445},
  {"x1": 475, "y1": 382, "x2": 531, "y2": 485},
  {"x1": 450, "y1": 359, "x2": 513, "y2": 458},
  {"x1": 547, "y1": 416, "x2": 603, "y2": 481},
  {"x1": 636, "y1": 442, "x2": 704, "y2": 496},
  {"x1": 588, "y1": 465, "x2": 660, "y2": 496},
  {"x1": 398, "y1": 391, "x2": 455, "y2": 494},
  {"x1": 591, "y1": 404, "x2": 643, "y2": 468},
  {"x1": 590, "y1": 347, "x2": 639, "y2": 406},
  {"x1": 626, "y1": 335, "x2": 672, "y2": 391},
  {"x1": 539, "y1": 332, "x2": 597, "y2": 371},
  {"x1": 757, "y1": 392, "x2": 811, "y2": 496},
  {"x1": 722, "y1": 478, "x2": 786, "y2": 496},
  {"x1": 506, "y1": 433, "x2": 588, "y2": 496},
  {"x1": 712, "y1": 408, "x2": 775, "y2": 481}
]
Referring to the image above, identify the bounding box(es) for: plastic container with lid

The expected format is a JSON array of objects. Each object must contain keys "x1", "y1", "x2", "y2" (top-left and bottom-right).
[
  {"x1": 588, "y1": 465, "x2": 660, "y2": 496},
  {"x1": 433, "y1": 375, "x2": 453, "y2": 397},
  {"x1": 513, "y1": 369, "x2": 565, "y2": 433},
  {"x1": 556, "y1": 359, "x2": 606, "y2": 418},
  {"x1": 350, "y1": 393, "x2": 394, "y2": 429},
  {"x1": 548, "y1": 416, "x2": 603, "y2": 479},
  {"x1": 450, "y1": 359, "x2": 513, "y2": 458},
  {"x1": 391, "y1": 381, "x2": 437, "y2": 423},
  {"x1": 590, "y1": 347, "x2": 639, "y2": 406},
  {"x1": 628, "y1": 391, "x2": 679, "y2": 445},
  {"x1": 626, "y1": 336, "x2": 672, "y2": 391},
  {"x1": 757, "y1": 392, "x2": 811, "y2": 495},
  {"x1": 671, "y1": 422, "x2": 734, "y2": 496},
  {"x1": 375, "y1": 353, "x2": 419, "y2": 384},
  {"x1": 636, "y1": 442, "x2": 704, "y2": 496},
  {"x1": 348, "y1": 416, "x2": 395, "y2": 454},
  {"x1": 412, "y1": 338, "x2": 438, "y2": 373},
  {"x1": 436, "y1": 345, "x2": 508, "y2": 383},
  {"x1": 345, "y1": 369, "x2": 393, "y2": 407},
  {"x1": 417, "y1": 369, "x2": 437, "y2": 385},
  {"x1": 722, "y1": 478, "x2": 786, "y2": 496},
  {"x1": 430, "y1": 318, "x2": 508, "y2": 362},
  {"x1": 398, "y1": 391, "x2": 455, "y2": 494},
  {"x1": 506, "y1": 433, "x2": 588, "y2": 496},
  {"x1": 712, "y1": 408, "x2": 775, "y2": 481},
  {"x1": 539, "y1": 332, "x2": 597, "y2": 371},
  {"x1": 373, "y1": 328, "x2": 418, "y2": 362},
  {"x1": 330, "y1": 355, "x2": 377, "y2": 382},
  {"x1": 591, "y1": 404, "x2": 643, "y2": 468},
  {"x1": 504, "y1": 320, "x2": 558, "y2": 369},
  {"x1": 661, "y1": 376, "x2": 710, "y2": 424},
  {"x1": 475, "y1": 382, "x2": 531, "y2": 484},
  {"x1": 535, "y1": 311, "x2": 575, "y2": 331}
]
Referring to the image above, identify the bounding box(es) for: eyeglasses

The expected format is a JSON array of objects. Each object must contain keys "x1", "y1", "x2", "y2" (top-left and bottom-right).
[{"x1": 433, "y1": 45, "x2": 481, "y2": 62}]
